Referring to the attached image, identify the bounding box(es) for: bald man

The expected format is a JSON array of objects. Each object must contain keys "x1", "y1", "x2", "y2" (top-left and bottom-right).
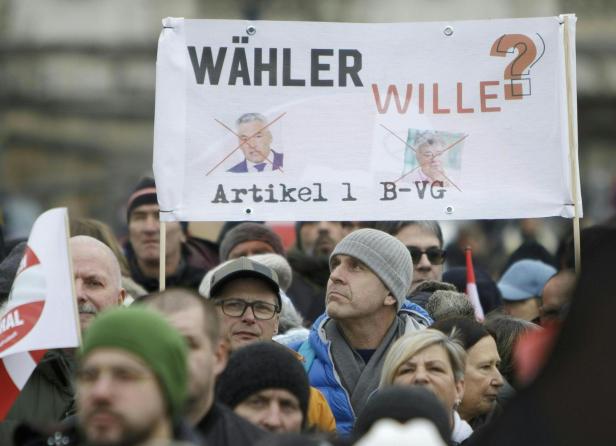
[
  {"x1": 0, "y1": 235, "x2": 125, "y2": 445},
  {"x1": 70, "y1": 235, "x2": 125, "y2": 331}
]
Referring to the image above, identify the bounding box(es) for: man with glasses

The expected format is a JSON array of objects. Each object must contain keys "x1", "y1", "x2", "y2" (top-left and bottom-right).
[
  {"x1": 379, "y1": 221, "x2": 446, "y2": 292},
  {"x1": 205, "y1": 257, "x2": 337, "y2": 433},
  {"x1": 208, "y1": 257, "x2": 282, "y2": 352}
]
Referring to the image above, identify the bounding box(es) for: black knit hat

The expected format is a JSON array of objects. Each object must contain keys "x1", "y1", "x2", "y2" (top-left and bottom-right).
[
  {"x1": 353, "y1": 386, "x2": 451, "y2": 442},
  {"x1": 126, "y1": 177, "x2": 188, "y2": 233},
  {"x1": 217, "y1": 341, "x2": 310, "y2": 426},
  {"x1": 219, "y1": 222, "x2": 285, "y2": 261},
  {"x1": 126, "y1": 177, "x2": 158, "y2": 222}
]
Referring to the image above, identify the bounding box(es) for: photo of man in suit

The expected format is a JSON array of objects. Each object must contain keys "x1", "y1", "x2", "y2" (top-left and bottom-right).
[{"x1": 228, "y1": 113, "x2": 284, "y2": 173}]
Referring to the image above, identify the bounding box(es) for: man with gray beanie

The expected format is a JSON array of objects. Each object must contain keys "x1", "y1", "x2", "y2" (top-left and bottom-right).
[{"x1": 290, "y1": 228, "x2": 432, "y2": 435}]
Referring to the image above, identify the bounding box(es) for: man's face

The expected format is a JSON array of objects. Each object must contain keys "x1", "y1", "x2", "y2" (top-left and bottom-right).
[
  {"x1": 460, "y1": 336, "x2": 504, "y2": 421},
  {"x1": 540, "y1": 270, "x2": 576, "y2": 324},
  {"x1": 227, "y1": 240, "x2": 276, "y2": 260},
  {"x1": 71, "y1": 239, "x2": 124, "y2": 332},
  {"x1": 416, "y1": 144, "x2": 444, "y2": 178},
  {"x1": 395, "y1": 224, "x2": 443, "y2": 291},
  {"x1": 128, "y1": 204, "x2": 184, "y2": 267},
  {"x1": 326, "y1": 254, "x2": 396, "y2": 321},
  {"x1": 392, "y1": 344, "x2": 464, "y2": 414},
  {"x1": 300, "y1": 221, "x2": 346, "y2": 256},
  {"x1": 77, "y1": 348, "x2": 169, "y2": 446},
  {"x1": 214, "y1": 277, "x2": 280, "y2": 352},
  {"x1": 165, "y1": 307, "x2": 225, "y2": 419},
  {"x1": 238, "y1": 120, "x2": 272, "y2": 163},
  {"x1": 503, "y1": 298, "x2": 541, "y2": 322},
  {"x1": 234, "y1": 388, "x2": 303, "y2": 433}
]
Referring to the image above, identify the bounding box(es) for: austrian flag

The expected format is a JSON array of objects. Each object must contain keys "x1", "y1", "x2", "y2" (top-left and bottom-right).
[{"x1": 0, "y1": 208, "x2": 80, "y2": 419}]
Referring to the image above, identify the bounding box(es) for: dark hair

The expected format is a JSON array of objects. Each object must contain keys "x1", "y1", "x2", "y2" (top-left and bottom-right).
[
  {"x1": 374, "y1": 221, "x2": 444, "y2": 248},
  {"x1": 442, "y1": 266, "x2": 503, "y2": 314},
  {"x1": 560, "y1": 225, "x2": 614, "y2": 270},
  {"x1": 138, "y1": 288, "x2": 221, "y2": 346},
  {"x1": 432, "y1": 316, "x2": 491, "y2": 350},
  {"x1": 501, "y1": 240, "x2": 556, "y2": 276},
  {"x1": 484, "y1": 313, "x2": 538, "y2": 387}
]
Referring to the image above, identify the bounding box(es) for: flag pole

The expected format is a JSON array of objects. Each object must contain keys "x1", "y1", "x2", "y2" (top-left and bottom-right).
[
  {"x1": 64, "y1": 210, "x2": 82, "y2": 345},
  {"x1": 563, "y1": 14, "x2": 581, "y2": 274},
  {"x1": 159, "y1": 220, "x2": 166, "y2": 291},
  {"x1": 465, "y1": 246, "x2": 485, "y2": 321}
]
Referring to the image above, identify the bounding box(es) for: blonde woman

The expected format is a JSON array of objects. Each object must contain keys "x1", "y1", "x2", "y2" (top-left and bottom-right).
[{"x1": 380, "y1": 329, "x2": 472, "y2": 445}]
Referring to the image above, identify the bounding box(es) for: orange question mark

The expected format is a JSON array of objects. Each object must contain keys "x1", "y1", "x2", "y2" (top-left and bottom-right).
[{"x1": 490, "y1": 34, "x2": 537, "y2": 100}]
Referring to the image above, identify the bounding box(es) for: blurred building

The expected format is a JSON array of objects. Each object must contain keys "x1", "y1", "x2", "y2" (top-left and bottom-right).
[{"x1": 1, "y1": 0, "x2": 615, "y2": 239}]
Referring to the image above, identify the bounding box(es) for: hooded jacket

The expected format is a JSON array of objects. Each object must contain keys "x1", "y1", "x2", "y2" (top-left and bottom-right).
[{"x1": 290, "y1": 301, "x2": 432, "y2": 435}]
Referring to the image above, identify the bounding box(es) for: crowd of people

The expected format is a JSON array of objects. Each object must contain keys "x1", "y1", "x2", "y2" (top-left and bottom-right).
[{"x1": 1, "y1": 176, "x2": 615, "y2": 445}]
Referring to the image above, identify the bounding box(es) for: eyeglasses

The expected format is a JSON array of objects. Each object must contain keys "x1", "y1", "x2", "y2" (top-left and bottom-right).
[
  {"x1": 215, "y1": 299, "x2": 280, "y2": 320},
  {"x1": 407, "y1": 246, "x2": 446, "y2": 265}
]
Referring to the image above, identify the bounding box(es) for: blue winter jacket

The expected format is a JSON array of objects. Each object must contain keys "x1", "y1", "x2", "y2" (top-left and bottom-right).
[{"x1": 290, "y1": 301, "x2": 432, "y2": 435}]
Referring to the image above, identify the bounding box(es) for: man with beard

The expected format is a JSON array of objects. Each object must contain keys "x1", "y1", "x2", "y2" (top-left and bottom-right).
[
  {"x1": 0, "y1": 236, "x2": 125, "y2": 445},
  {"x1": 286, "y1": 221, "x2": 356, "y2": 323},
  {"x1": 16, "y1": 307, "x2": 198, "y2": 445},
  {"x1": 140, "y1": 288, "x2": 269, "y2": 446}
]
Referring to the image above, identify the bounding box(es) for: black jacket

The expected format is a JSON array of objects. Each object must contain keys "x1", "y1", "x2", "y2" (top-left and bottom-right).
[
  {"x1": 196, "y1": 402, "x2": 269, "y2": 446},
  {"x1": 0, "y1": 350, "x2": 75, "y2": 446},
  {"x1": 14, "y1": 416, "x2": 201, "y2": 446},
  {"x1": 125, "y1": 236, "x2": 219, "y2": 293}
]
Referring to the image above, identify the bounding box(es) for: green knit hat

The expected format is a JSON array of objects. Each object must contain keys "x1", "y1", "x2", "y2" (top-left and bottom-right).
[{"x1": 80, "y1": 307, "x2": 188, "y2": 420}]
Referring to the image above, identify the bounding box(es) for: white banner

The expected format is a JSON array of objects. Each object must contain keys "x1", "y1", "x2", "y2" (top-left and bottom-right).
[
  {"x1": 153, "y1": 16, "x2": 580, "y2": 222},
  {"x1": 0, "y1": 208, "x2": 80, "y2": 358}
]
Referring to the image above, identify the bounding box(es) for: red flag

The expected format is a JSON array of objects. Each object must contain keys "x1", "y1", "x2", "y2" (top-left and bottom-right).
[
  {"x1": 0, "y1": 246, "x2": 47, "y2": 419},
  {"x1": 465, "y1": 246, "x2": 485, "y2": 321},
  {"x1": 0, "y1": 350, "x2": 47, "y2": 418}
]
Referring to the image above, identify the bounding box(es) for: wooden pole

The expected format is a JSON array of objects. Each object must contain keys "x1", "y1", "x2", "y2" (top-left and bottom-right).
[
  {"x1": 64, "y1": 210, "x2": 82, "y2": 345},
  {"x1": 159, "y1": 220, "x2": 166, "y2": 291},
  {"x1": 563, "y1": 14, "x2": 581, "y2": 274}
]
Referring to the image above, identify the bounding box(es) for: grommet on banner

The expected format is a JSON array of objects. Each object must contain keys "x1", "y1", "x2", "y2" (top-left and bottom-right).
[
  {"x1": 246, "y1": 25, "x2": 256, "y2": 36},
  {"x1": 443, "y1": 26, "x2": 454, "y2": 36},
  {"x1": 445, "y1": 206, "x2": 454, "y2": 214},
  {"x1": 245, "y1": 208, "x2": 252, "y2": 215}
]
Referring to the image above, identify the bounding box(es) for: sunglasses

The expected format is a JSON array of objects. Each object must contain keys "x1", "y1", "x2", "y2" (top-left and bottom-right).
[{"x1": 407, "y1": 246, "x2": 446, "y2": 265}]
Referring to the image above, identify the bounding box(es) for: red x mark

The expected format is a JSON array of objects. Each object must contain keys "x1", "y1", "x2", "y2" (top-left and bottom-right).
[
  {"x1": 380, "y1": 124, "x2": 467, "y2": 192},
  {"x1": 206, "y1": 112, "x2": 286, "y2": 176}
]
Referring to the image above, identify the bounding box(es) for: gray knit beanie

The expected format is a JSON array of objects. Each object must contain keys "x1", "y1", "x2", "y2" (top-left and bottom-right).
[
  {"x1": 219, "y1": 222, "x2": 285, "y2": 261},
  {"x1": 330, "y1": 228, "x2": 412, "y2": 309}
]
